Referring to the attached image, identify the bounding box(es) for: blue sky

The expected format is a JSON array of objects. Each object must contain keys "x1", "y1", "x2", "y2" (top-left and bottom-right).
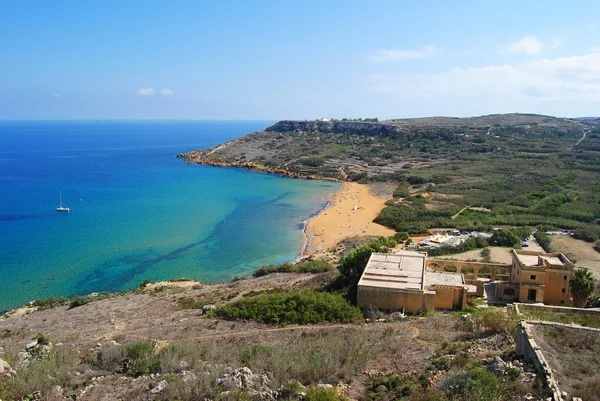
[{"x1": 2, "y1": 0, "x2": 600, "y2": 119}]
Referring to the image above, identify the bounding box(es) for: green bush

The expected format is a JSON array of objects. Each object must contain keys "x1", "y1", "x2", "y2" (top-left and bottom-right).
[
  {"x1": 489, "y1": 230, "x2": 521, "y2": 247},
  {"x1": 214, "y1": 290, "x2": 363, "y2": 325},
  {"x1": 394, "y1": 232, "x2": 410, "y2": 242},
  {"x1": 305, "y1": 386, "x2": 347, "y2": 401},
  {"x1": 366, "y1": 374, "x2": 420, "y2": 401},
  {"x1": 392, "y1": 185, "x2": 410, "y2": 198},
  {"x1": 442, "y1": 367, "x2": 502, "y2": 401},
  {"x1": 427, "y1": 237, "x2": 489, "y2": 257},
  {"x1": 338, "y1": 237, "x2": 397, "y2": 286},
  {"x1": 122, "y1": 342, "x2": 160, "y2": 377},
  {"x1": 534, "y1": 231, "x2": 552, "y2": 252},
  {"x1": 253, "y1": 260, "x2": 333, "y2": 277},
  {"x1": 574, "y1": 225, "x2": 600, "y2": 242}
]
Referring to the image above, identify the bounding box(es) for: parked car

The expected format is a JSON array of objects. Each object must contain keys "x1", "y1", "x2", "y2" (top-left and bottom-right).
[{"x1": 521, "y1": 241, "x2": 529, "y2": 247}]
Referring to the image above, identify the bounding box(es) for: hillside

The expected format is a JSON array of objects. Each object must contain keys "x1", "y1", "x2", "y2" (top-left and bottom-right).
[
  {"x1": 179, "y1": 114, "x2": 600, "y2": 241},
  {"x1": 0, "y1": 274, "x2": 551, "y2": 401}
]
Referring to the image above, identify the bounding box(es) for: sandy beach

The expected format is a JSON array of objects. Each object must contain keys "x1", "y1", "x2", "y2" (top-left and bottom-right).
[{"x1": 303, "y1": 182, "x2": 395, "y2": 254}]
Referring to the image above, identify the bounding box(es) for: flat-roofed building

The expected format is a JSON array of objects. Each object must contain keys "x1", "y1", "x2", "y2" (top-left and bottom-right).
[
  {"x1": 503, "y1": 250, "x2": 574, "y2": 305},
  {"x1": 357, "y1": 250, "x2": 467, "y2": 313}
]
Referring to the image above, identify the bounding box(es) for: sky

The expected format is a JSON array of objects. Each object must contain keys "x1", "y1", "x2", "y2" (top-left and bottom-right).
[{"x1": 2, "y1": 0, "x2": 600, "y2": 120}]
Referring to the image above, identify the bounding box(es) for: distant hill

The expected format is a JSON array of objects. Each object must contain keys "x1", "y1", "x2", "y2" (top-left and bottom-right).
[{"x1": 179, "y1": 113, "x2": 600, "y2": 241}]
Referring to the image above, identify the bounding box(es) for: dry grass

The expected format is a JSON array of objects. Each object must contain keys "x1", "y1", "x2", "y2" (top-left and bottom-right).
[
  {"x1": 550, "y1": 236, "x2": 600, "y2": 278},
  {"x1": 531, "y1": 325, "x2": 600, "y2": 399}
]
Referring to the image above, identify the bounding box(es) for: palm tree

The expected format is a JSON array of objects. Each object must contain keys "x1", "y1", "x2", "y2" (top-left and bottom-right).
[{"x1": 570, "y1": 269, "x2": 597, "y2": 308}]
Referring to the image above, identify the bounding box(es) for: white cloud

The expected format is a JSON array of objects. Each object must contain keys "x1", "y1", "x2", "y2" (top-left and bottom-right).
[
  {"x1": 369, "y1": 45, "x2": 442, "y2": 62},
  {"x1": 504, "y1": 36, "x2": 544, "y2": 55},
  {"x1": 137, "y1": 88, "x2": 155, "y2": 96},
  {"x1": 367, "y1": 51, "x2": 600, "y2": 102},
  {"x1": 551, "y1": 36, "x2": 562, "y2": 50},
  {"x1": 52, "y1": 93, "x2": 60, "y2": 97},
  {"x1": 161, "y1": 88, "x2": 174, "y2": 96}
]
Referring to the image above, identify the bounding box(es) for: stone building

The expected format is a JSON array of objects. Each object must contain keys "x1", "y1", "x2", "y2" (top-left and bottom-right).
[
  {"x1": 496, "y1": 250, "x2": 574, "y2": 305},
  {"x1": 357, "y1": 250, "x2": 468, "y2": 313}
]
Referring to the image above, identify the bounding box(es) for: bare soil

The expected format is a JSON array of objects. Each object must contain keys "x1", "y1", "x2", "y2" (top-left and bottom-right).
[{"x1": 550, "y1": 236, "x2": 600, "y2": 279}]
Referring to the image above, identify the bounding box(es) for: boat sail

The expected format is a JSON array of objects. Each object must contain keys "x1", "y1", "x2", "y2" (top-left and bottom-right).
[{"x1": 56, "y1": 192, "x2": 69, "y2": 212}]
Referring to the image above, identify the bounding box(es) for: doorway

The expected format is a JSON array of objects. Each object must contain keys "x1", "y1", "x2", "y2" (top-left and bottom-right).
[{"x1": 527, "y1": 289, "x2": 537, "y2": 302}]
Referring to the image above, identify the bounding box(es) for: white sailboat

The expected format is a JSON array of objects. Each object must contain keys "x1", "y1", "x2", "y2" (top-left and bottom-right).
[{"x1": 56, "y1": 192, "x2": 69, "y2": 212}]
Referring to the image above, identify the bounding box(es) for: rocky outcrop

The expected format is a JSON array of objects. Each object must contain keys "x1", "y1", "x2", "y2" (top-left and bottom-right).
[
  {"x1": 217, "y1": 367, "x2": 276, "y2": 400},
  {"x1": 265, "y1": 120, "x2": 402, "y2": 137},
  {"x1": 0, "y1": 358, "x2": 16, "y2": 378}
]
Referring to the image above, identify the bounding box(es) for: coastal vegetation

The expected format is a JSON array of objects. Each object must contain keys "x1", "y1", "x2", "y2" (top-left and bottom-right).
[
  {"x1": 181, "y1": 115, "x2": 600, "y2": 240},
  {"x1": 213, "y1": 290, "x2": 363, "y2": 325},
  {"x1": 253, "y1": 260, "x2": 333, "y2": 277},
  {"x1": 337, "y1": 236, "x2": 397, "y2": 285}
]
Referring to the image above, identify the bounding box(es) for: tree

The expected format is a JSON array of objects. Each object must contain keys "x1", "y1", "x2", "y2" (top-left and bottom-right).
[
  {"x1": 489, "y1": 230, "x2": 520, "y2": 247},
  {"x1": 394, "y1": 232, "x2": 409, "y2": 242},
  {"x1": 570, "y1": 269, "x2": 597, "y2": 307},
  {"x1": 338, "y1": 237, "x2": 397, "y2": 286}
]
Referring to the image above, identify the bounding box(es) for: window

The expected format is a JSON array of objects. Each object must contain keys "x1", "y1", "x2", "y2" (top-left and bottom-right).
[
  {"x1": 564, "y1": 275, "x2": 567, "y2": 280},
  {"x1": 562, "y1": 288, "x2": 566, "y2": 293},
  {"x1": 530, "y1": 275, "x2": 536, "y2": 280},
  {"x1": 503, "y1": 288, "x2": 516, "y2": 296}
]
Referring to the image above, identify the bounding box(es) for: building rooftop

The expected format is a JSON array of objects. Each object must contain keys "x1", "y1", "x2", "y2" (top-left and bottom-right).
[
  {"x1": 425, "y1": 271, "x2": 465, "y2": 287},
  {"x1": 516, "y1": 253, "x2": 541, "y2": 267},
  {"x1": 540, "y1": 256, "x2": 564, "y2": 266},
  {"x1": 514, "y1": 250, "x2": 566, "y2": 267},
  {"x1": 358, "y1": 251, "x2": 426, "y2": 291}
]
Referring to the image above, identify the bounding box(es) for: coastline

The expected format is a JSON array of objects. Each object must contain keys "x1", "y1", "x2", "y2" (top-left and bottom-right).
[
  {"x1": 178, "y1": 153, "x2": 339, "y2": 182},
  {"x1": 178, "y1": 152, "x2": 394, "y2": 261},
  {"x1": 302, "y1": 182, "x2": 395, "y2": 256}
]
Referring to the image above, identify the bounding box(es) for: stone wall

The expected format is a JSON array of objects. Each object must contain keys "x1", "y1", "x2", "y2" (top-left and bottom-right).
[
  {"x1": 515, "y1": 302, "x2": 600, "y2": 317},
  {"x1": 516, "y1": 321, "x2": 564, "y2": 401},
  {"x1": 357, "y1": 286, "x2": 435, "y2": 314},
  {"x1": 516, "y1": 320, "x2": 600, "y2": 401},
  {"x1": 426, "y1": 259, "x2": 511, "y2": 280}
]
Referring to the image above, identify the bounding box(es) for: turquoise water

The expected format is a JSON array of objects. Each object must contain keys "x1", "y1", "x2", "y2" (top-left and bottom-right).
[{"x1": 0, "y1": 121, "x2": 340, "y2": 311}]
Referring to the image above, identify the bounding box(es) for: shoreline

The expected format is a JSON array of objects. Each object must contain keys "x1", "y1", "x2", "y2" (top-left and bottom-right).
[
  {"x1": 178, "y1": 153, "x2": 340, "y2": 182},
  {"x1": 302, "y1": 182, "x2": 395, "y2": 256}
]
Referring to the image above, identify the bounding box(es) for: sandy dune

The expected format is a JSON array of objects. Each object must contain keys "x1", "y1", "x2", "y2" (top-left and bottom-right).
[{"x1": 303, "y1": 182, "x2": 395, "y2": 254}]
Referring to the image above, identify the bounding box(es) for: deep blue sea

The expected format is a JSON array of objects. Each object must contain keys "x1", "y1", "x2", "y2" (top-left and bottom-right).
[{"x1": 0, "y1": 121, "x2": 340, "y2": 311}]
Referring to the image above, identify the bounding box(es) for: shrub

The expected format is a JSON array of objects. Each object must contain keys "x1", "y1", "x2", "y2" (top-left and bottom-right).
[
  {"x1": 0, "y1": 347, "x2": 79, "y2": 399},
  {"x1": 489, "y1": 230, "x2": 520, "y2": 247},
  {"x1": 305, "y1": 385, "x2": 347, "y2": 401},
  {"x1": 392, "y1": 185, "x2": 410, "y2": 198},
  {"x1": 366, "y1": 374, "x2": 420, "y2": 401},
  {"x1": 470, "y1": 307, "x2": 518, "y2": 335},
  {"x1": 214, "y1": 290, "x2": 363, "y2": 325},
  {"x1": 68, "y1": 296, "x2": 94, "y2": 309},
  {"x1": 534, "y1": 231, "x2": 552, "y2": 252},
  {"x1": 122, "y1": 342, "x2": 160, "y2": 377},
  {"x1": 394, "y1": 232, "x2": 410, "y2": 242},
  {"x1": 574, "y1": 225, "x2": 600, "y2": 242},
  {"x1": 253, "y1": 260, "x2": 333, "y2": 277},
  {"x1": 338, "y1": 237, "x2": 397, "y2": 286},
  {"x1": 427, "y1": 237, "x2": 489, "y2": 257},
  {"x1": 442, "y1": 367, "x2": 502, "y2": 401},
  {"x1": 30, "y1": 297, "x2": 69, "y2": 310}
]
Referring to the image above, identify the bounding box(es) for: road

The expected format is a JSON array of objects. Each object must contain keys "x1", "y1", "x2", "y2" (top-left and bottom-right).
[{"x1": 573, "y1": 131, "x2": 587, "y2": 148}]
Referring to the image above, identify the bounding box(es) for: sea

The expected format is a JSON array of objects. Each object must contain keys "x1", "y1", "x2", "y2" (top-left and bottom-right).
[{"x1": 0, "y1": 121, "x2": 340, "y2": 311}]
